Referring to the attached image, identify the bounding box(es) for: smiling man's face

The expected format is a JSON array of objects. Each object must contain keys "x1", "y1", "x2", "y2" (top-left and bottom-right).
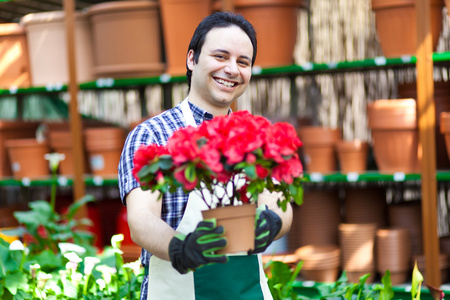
[{"x1": 187, "y1": 25, "x2": 254, "y2": 114}]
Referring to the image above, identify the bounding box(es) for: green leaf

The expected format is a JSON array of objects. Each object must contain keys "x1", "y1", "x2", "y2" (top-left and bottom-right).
[
  {"x1": 185, "y1": 164, "x2": 196, "y2": 183},
  {"x1": 412, "y1": 261, "x2": 423, "y2": 300},
  {"x1": 66, "y1": 195, "x2": 95, "y2": 220},
  {"x1": 379, "y1": 270, "x2": 394, "y2": 300},
  {"x1": 244, "y1": 165, "x2": 257, "y2": 179},
  {"x1": 158, "y1": 155, "x2": 173, "y2": 170},
  {"x1": 4, "y1": 271, "x2": 28, "y2": 295}
]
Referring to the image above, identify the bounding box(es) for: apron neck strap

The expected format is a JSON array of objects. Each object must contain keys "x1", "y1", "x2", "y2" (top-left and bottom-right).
[{"x1": 180, "y1": 98, "x2": 197, "y2": 128}]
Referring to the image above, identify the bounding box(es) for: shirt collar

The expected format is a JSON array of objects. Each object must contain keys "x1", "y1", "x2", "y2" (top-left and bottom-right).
[{"x1": 187, "y1": 101, "x2": 232, "y2": 123}]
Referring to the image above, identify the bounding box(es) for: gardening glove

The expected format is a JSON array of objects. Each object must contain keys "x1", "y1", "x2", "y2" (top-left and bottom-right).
[
  {"x1": 168, "y1": 219, "x2": 228, "y2": 274},
  {"x1": 248, "y1": 204, "x2": 282, "y2": 254}
]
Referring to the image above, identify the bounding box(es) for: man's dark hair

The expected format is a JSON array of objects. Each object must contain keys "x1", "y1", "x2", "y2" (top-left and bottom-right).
[{"x1": 186, "y1": 11, "x2": 257, "y2": 89}]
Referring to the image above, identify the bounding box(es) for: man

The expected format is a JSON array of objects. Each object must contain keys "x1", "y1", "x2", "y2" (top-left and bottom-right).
[{"x1": 118, "y1": 11, "x2": 293, "y2": 300}]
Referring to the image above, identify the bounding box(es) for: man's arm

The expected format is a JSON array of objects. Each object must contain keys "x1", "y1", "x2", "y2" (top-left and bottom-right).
[
  {"x1": 257, "y1": 190, "x2": 293, "y2": 240},
  {"x1": 126, "y1": 188, "x2": 175, "y2": 261}
]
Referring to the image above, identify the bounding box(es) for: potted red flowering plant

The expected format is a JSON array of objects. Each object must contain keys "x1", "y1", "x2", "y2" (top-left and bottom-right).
[{"x1": 132, "y1": 110, "x2": 304, "y2": 252}]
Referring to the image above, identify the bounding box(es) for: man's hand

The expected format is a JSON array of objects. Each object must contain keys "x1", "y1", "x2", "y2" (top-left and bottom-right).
[
  {"x1": 168, "y1": 219, "x2": 228, "y2": 274},
  {"x1": 249, "y1": 205, "x2": 282, "y2": 254}
]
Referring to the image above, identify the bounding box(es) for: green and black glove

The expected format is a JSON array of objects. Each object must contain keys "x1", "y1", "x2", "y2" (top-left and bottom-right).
[
  {"x1": 168, "y1": 219, "x2": 228, "y2": 274},
  {"x1": 249, "y1": 205, "x2": 282, "y2": 254}
]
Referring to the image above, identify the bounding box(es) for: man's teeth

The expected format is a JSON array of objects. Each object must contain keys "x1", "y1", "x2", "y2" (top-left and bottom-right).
[{"x1": 216, "y1": 78, "x2": 235, "y2": 87}]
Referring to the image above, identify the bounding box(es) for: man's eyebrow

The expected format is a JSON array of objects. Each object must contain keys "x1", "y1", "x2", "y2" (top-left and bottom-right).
[{"x1": 213, "y1": 49, "x2": 252, "y2": 61}]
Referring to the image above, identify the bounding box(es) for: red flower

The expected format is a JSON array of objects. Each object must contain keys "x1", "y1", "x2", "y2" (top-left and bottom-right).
[
  {"x1": 37, "y1": 225, "x2": 48, "y2": 239},
  {"x1": 255, "y1": 164, "x2": 270, "y2": 178},
  {"x1": 272, "y1": 155, "x2": 303, "y2": 184},
  {"x1": 199, "y1": 144, "x2": 223, "y2": 173},
  {"x1": 237, "y1": 184, "x2": 250, "y2": 204},
  {"x1": 264, "y1": 122, "x2": 302, "y2": 163},
  {"x1": 167, "y1": 126, "x2": 202, "y2": 165}
]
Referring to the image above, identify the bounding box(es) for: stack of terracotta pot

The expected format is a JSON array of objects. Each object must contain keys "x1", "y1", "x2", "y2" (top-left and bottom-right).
[
  {"x1": 5, "y1": 138, "x2": 50, "y2": 179},
  {"x1": 336, "y1": 140, "x2": 369, "y2": 173},
  {"x1": 388, "y1": 202, "x2": 423, "y2": 256},
  {"x1": 297, "y1": 126, "x2": 342, "y2": 173},
  {"x1": 288, "y1": 189, "x2": 341, "y2": 251},
  {"x1": 367, "y1": 99, "x2": 420, "y2": 173},
  {"x1": 344, "y1": 187, "x2": 387, "y2": 229},
  {"x1": 338, "y1": 223, "x2": 377, "y2": 283},
  {"x1": 84, "y1": 127, "x2": 126, "y2": 176},
  {"x1": 295, "y1": 245, "x2": 341, "y2": 283},
  {"x1": 376, "y1": 228, "x2": 411, "y2": 285}
]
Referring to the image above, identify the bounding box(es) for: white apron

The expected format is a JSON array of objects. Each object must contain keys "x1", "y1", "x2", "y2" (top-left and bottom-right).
[{"x1": 147, "y1": 99, "x2": 272, "y2": 300}]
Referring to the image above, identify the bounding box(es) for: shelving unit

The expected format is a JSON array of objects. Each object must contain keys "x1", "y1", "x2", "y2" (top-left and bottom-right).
[{"x1": 0, "y1": 0, "x2": 447, "y2": 288}]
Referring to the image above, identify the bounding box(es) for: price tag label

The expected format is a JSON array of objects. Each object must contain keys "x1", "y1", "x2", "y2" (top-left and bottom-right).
[
  {"x1": 374, "y1": 56, "x2": 387, "y2": 66},
  {"x1": 21, "y1": 177, "x2": 31, "y2": 186},
  {"x1": 393, "y1": 172, "x2": 406, "y2": 181},
  {"x1": 252, "y1": 66, "x2": 262, "y2": 75},
  {"x1": 93, "y1": 176, "x2": 103, "y2": 186},
  {"x1": 346, "y1": 172, "x2": 359, "y2": 182},
  {"x1": 327, "y1": 62, "x2": 338, "y2": 69},
  {"x1": 301, "y1": 62, "x2": 313, "y2": 71},
  {"x1": 159, "y1": 73, "x2": 171, "y2": 83},
  {"x1": 310, "y1": 172, "x2": 323, "y2": 182},
  {"x1": 96, "y1": 78, "x2": 115, "y2": 88},
  {"x1": 58, "y1": 176, "x2": 68, "y2": 186},
  {"x1": 401, "y1": 55, "x2": 412, "y2": 63},
  {"x1": 9, "y1": 86, "x2": 18, "y2": 94}
]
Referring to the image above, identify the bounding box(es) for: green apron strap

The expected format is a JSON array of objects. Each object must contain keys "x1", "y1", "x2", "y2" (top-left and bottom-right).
[{"x1": 193, "y1": 255, "x2": 265, "y2": 300}]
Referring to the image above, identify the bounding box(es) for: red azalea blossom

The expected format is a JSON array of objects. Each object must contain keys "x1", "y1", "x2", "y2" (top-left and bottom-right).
[
  {"x1": 199, "y1": 144, "x2": 223, "y2": 173},
  {"x1": 37, "y1": 224, "x2": 48, "y2": 239},
  {"x1": 255, "y1": 164, "x2": 270, "y2": 178},
  {"x1": 272, "y1": 155, "x2": 303, "y2": 184},
  {"x1": 237, "y1": 184, "x2": 250, "y2": 204},
  {"x1": 264, "y1": 122, "x2": 303, "y2": 163},
  {"x1": 167, "y1": 126, "x2": 202, "y2": 165}
]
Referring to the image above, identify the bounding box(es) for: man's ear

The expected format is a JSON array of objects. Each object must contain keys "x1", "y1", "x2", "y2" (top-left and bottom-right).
[{"x1": 187, "y1": 50, "x2": 195, "y2": 71}]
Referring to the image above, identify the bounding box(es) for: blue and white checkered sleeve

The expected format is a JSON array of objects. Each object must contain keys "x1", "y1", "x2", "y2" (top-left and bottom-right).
[{"x1": 118, "y1": 124, "x2": 152, "y2": 206}]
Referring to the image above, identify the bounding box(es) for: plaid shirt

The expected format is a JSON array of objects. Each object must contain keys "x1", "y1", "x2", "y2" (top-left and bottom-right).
[{"x1": 118, "y1": 101, "x2": 214, "y2": 300}]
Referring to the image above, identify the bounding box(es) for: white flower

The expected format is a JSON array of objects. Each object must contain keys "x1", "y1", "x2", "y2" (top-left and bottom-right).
[
  {"x1": 123, "y1": 260, "x2": 142, "y2": 275},
  {"x1": 59, "y1": 243, "x2": 86, "y2": 256},
  {"x1": 9, "y1": 240, "x2": 25, "y2": 251},
  {"x1": 30, "y1": 263, "x2": 41, "y2": 279},
  {"x1": 84, "y1": 257, "x2": 101, "y2": 275},
  {"x1": 96, "y1": 278, "x2": 106, "y2": 291},
  {"x1": 44, "y1": 153, "x2": 66, "y2": 172},
  {"x1": 37, "y1": 272, "x2": 52, "y2": 289},
  {"x1": 71, "y1": 271, "x2": 83, "y2": 283},
  {"x1": 64, "y1": 252, "x2": 82, "y2": 264},
  {"x1": 111, "y1": 234, "x2": 124, "y2": 249},
  {"x1": 96, "y1": 265, "x2": 116, "y2": 284}
]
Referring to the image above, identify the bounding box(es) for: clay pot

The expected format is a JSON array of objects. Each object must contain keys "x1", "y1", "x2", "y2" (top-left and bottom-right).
[
  {"x1": 0, "y1": 23, "x2": 31, "y2": 88},
  {"x1": 367, "y1": 99, "x2": 420, "y2": 173},
  {"x1": 160, "y1": 0, "x2": 211, "y2": 75},
  {"x1": 84, "y1": 127, "x2": 126, "y2": 176},
  {"x1": 339, "y1": 223, "x2": 377, "y2": 282},
  {"x1": 388, "y1": 202, "x2": 423, "y2": 256},
  {"x1": 297, "y1": 126, "x2": 342, "y2": 173},
  {"x1": 344, "y1": 187, "x2": 387, "y2": 229},
  {"x1": 336, "y1": 140, "x2": 369, "y2": 173},
  {"x1": 88, "y1": 1, "x2": 165, "y2": 78},
  {"x1": 371, "y1": 0, "x2": 444, "y2": 57},
  {"x1": 20, "y1": 10, "x2": 94, "y2": 86},
  {"x1": 376, "y1": 228, "x2": 411, "y2": 285},
  {"x1": 5, "y1": 139, "x2": 50, "y2": 179},
  {"x1": 202, "y1": 204, "x2": 256, "y2": 254},
  {"x1": 0, "y1": 121, "x2": 40, "y2": 177},
  {"x1": 288, "y1": 189, "x2": 341, "y2": 251},
  {"x1": 296, "y1": 245, "x2": 341, "y2": 282},
  {"x1": 440, "y1": 112, "x2": 450, "y2": 164},
  {"x1": 233, "y1": 0, "x2": 307, "y2": 68},
  {"x1": 398, "y1": 81, "x2": 450, "y2": 170}
]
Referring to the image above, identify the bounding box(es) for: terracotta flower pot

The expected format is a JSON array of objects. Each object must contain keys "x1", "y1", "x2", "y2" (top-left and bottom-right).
[
  {"x1": 367, "y1": 99, "x2": 420, "y2": 173},
  {"x1": 440, "y1": 112, "x2": 450, "y2": 163},
  {"x1": 0, "y1": 121, "x2": 40, "y2": 178},
  {"x1": 202, "y1": 204, "x2": 256, "y2": 254},
  {"x1": 159, "y1": 0, "x2": 211, "y2": 75},
  {"x1": 398, "y1": 81, "x2": 450, "y2": 170},
  {"x1": 5, "y1": 138, "x2": 50, "y2": 179},
  {"x1": 344, "y1": 187, "x2": 387, "y2": 229},
  {"x1": 84, "y1": 127, "x2": 126, "y2": 176},
  {"x1": 371, "y1": 0, "x2": 444, "y2": 57},
  {"x1": 297, "y1": 126, "x2": 342, "y2": 173},
  {"x1": 20, "y1": 10, "x2": 94, "y2": 86},
  {"x1": 88, "y1": 1, "x2": 165, "y2": 78},
  {"x1": 296, "y1": 245, "x2": 341, "y2": 282},
  {"x1": 336, "y1": 140, "x2": 369, "y2": 173},
  {"x1": 0, "y1": 23, "x2": 31, "y2": 89},
  {"x1": 233, "y1": 0, "x2": 307, "y2": 68}
]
